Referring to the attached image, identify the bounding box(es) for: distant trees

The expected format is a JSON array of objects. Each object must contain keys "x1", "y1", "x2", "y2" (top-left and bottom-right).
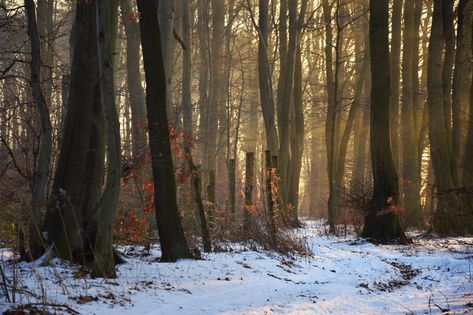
[{"x1": 5, "y1": 0, "x2": 473, "y2": 272}]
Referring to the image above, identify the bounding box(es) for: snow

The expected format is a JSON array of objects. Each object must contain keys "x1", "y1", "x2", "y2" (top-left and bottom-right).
[{"x1": 1, "y1": 221, "x2": 472, "y2": 314}]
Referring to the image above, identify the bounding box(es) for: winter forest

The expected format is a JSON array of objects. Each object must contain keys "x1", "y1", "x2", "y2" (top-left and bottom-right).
[{"x1": 0, "y1": 0, "x2": 472, "y2": 313}]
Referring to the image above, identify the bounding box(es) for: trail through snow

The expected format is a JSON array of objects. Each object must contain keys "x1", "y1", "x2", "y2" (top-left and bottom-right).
[{"x1": 1, "y1": 221, "x2": 472, "y2": 314}]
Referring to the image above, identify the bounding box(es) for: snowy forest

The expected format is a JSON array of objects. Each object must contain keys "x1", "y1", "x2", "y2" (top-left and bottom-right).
[{"x1": 0, "y1": 0, "x2": 472, "y2": 313}]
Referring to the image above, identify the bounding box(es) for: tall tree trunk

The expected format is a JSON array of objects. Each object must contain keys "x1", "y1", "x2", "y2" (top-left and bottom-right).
[
  {"x1": 256, "y1": 0, "x2": 278, "y2": 154},
  {"x1": 137, "y1": 0, "x2": 191, "y2": 261},
  {"x1": 453, "y1": 0, "x2": 473, "y2": 183},
  {"x1": 43, "y1": 0, "x2": 105, "y2": 263},
  {"x1": 322, "y1": 0, "x2": 337, "y2": 232},
  {"x1": 278, "y1": 0, "x2": 298, "y2": 226},
  {"x1": 121, "y1": 0, "x2": 147, "y2": 160},
  {"x1": 286, "y1": 0, "x2": 307, "y2": 226},
  {"x1": 401, "y1": 0, "x2": 423, "y2": 228},
  {"x1": 362, "y1": 0, "x2": 406, "y2": 243},
  {"x1": 428, "y1": 0, "x2": 473, "y2": 234},
  {"x1": 92, "y1": 0, "x2": 121, "y2": 278},
  {"x1": 390, "y1": 0, "x2": 402, "y2": 172},
  {"x1": 197, "y1": 0, "x2": 209, "y2": 166},
  {"x1": 24, "y1": 0, "x2": 53, "y2": 259},
  {"x1": 443, "y1": 0, "x2": 456, "y2": 180}
]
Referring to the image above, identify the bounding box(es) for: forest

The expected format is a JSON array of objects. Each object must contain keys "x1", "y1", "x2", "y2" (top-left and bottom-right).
[{"x1": 0, "y1": 0, "x2": 472, "y2": 314}]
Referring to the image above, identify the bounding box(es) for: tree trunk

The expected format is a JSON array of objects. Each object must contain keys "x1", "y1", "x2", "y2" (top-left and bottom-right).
[
  {"x1": 121, "y1": 0, "x2": 147, "y2": 160},
  {"x1": 243, "y1": 152, "x2": 254, "y2": 232},
  {"x1": 362, "y1": 0, "x2": 406, "y2": 243},
  {"x1": 278, "y1": 0, "x2": 299, "y2": 226},
  {"x1": 24, "y1": 0, "x2": 53, "y2": 259},
  {"x1": 453, "y1": 0, "x2": 473, "y2": 183},
  {"x1": 401, "y1": 0, "x2": 423, "y2": 228},
  {"x1": 43, "y1": 0, "x2": 105, "y2": 263},
  {"x1": 184, "y1": 147, "x2": 211, "y2": 252},
  {"x1": 390, "y1": 0, "x2": 402, "y2": 172},
  {"x1": 265, "y1": 150, "x2": 277, "y2": 245},
  {"x1": 92, "y1": 0, "x2": 121, "y2": 278},
  {"x1": 257, "y1": 0, "x2": 278, "y2": 154},
  {"x1": 428, "y1": 0, "x2": 473, "y2": 234},
  {"x1": 137, "y1": 0, "x2": 191, "y2": 261}
]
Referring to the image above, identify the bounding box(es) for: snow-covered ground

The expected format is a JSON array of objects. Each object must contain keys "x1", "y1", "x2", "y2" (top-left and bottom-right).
[{"x1": 1, "y1": 221, "x2": 472, "y2": 314}]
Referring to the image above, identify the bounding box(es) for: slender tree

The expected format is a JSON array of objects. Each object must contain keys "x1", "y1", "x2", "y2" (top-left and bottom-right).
[
  {"x1": 24, "y1": 0, "x2": 53, "y2": 259},
  {"x1": 137, "y1": 0, "x2": 191, "y2": 261}
]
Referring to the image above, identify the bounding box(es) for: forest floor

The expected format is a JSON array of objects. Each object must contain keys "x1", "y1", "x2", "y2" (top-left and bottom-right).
[{"x1": 0, "y1": 221, "x2": 472, "y2": 315}]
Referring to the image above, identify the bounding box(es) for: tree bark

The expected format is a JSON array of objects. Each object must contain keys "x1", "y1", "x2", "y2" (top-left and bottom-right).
[
  {"x1": 137, "y1": 0, "x2": 191, "y2": 260},
  {"x1": 24, "y1": 0, "x2": 53, "y2": 259},
  {"x1": 401, "y1": 0, "x2": 424, "y2": 228},
  {"x1": 121, "y1": 0, "x2": 147, "y2": 160},
  {"x1": 256, "y1": 0, "x2": 278, "y2": 155},
  {"x1": 390, "y1": 0, "x2": 402, "y2": 172},
  {"x1": 362, "y1": 0, "x2": 406, "y2": 243},
  {"x1": 428, "y1": 0, "x2": 473, "y2": 234},
  {"x1": 92, "y1": 0, "x2": 121, "y2": 278},
  {"x1": 43, "y1": 0, "x2": 105, "y2": 263},
  {"x1": 453, "y1": 0, "x2": 473, "y2": 183}
]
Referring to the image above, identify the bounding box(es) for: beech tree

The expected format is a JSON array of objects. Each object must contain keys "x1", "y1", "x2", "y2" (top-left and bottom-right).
[
  {"x1": 362, "y1": 0, "x2": 406, "y2": 242},
  {"x1": 137, "y1": 0, "x2": 191, "y2": 261}
]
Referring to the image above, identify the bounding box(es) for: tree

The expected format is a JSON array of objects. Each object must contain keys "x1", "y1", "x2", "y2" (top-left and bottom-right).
[
  {"x1": 43, "y1": 0, "x2": 106, "y2": 263},
  {"x1": 24, "y1": 0, "x2": 53, "y2": 259},
  {"x1": 390, "y1": 0, "x2": 402, "y2": 172},
  {"x1": 137, "y1": 0, "x2": 191, "y2": 261},
  {"x1": 92, "y1": 0, "x2": 121, "y2": 278},
  {"x1": 362, "y1": 0, "x2": 406, "y2": 243},
  {"x1": 121, "y1": 0, "x2": 147, "y2": 160},
  {"x1": 400, "y1": 0, "x2": 423, "y2": 228},
  {"x1": 428, "y1": 0, "x2": 473, "y2": 234}
]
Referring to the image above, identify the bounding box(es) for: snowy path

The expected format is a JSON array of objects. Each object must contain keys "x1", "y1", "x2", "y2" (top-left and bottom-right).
[{"x1": 1, "y1": 221, "x2": 472, "y2": 314}]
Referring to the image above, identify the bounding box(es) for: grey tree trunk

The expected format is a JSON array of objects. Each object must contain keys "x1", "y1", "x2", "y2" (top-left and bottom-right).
[
  {"x1": 121, "y1": 0, "x2": 147, "y2": 160},
  {"x1": 24, "y1": 0, "x2": 53, "y2": 259},
  {"x1": 43, "y1": 0, "x2": 105, "y2": 263},
  {"x1": 92, "y1": 0, "x2": 121, "y2": 278}
]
